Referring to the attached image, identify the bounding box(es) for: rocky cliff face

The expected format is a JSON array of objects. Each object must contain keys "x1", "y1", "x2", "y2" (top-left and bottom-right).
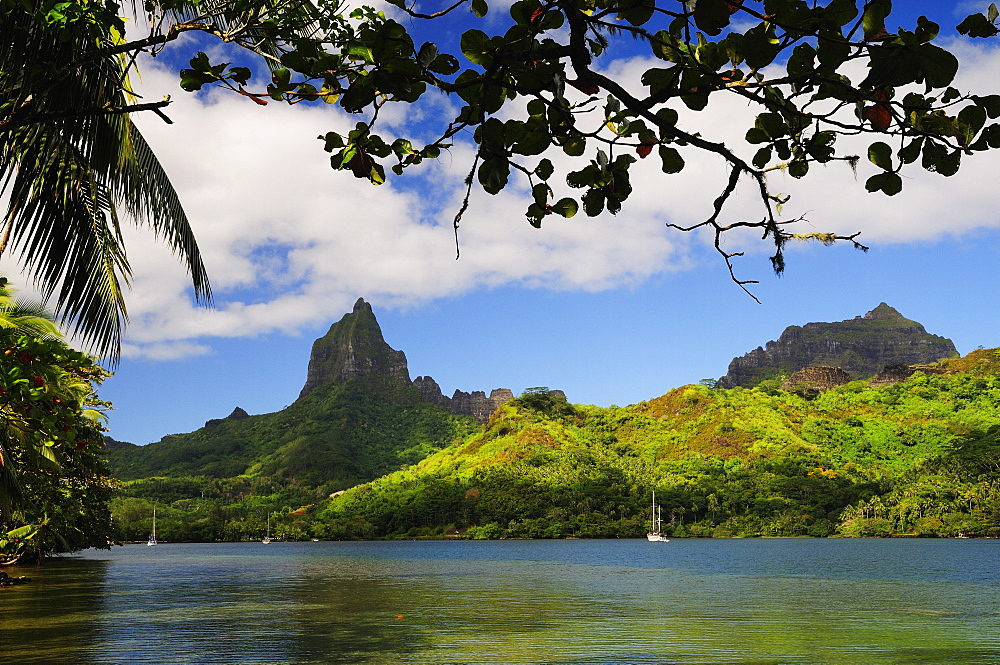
[
  {"x1": 299, "y1": 298, "x2": 411, "y2": 399},
  {"x1": 718, "y1": 303, "x2": 958, "y2": 388},
  {"x1": 413, "y1": 377, "x2": 515, "y2": 422},
  {"x1": 298, "y1": 298, "x2": 513, "y2": 422}
]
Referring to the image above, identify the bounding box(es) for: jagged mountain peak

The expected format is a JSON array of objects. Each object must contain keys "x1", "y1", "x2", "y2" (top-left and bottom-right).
[
  {"x1": 864, "y1": 302, "x2": 903, "y2": 320},
  {"x1": 297, "y1": 298, "x2": 411, "y2": 400},
  {"x1": 718, "y1": 304, "x2": 957, "y2": 388}
]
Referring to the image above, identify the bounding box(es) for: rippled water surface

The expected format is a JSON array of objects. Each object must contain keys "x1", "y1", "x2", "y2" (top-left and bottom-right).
[{"x1": 2, "y1": 539, "x2": 999, "y2": 664}]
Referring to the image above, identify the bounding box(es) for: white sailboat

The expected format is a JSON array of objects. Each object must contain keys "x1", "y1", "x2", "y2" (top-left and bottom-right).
[
  {"x1": 262, "y1": 515, "x2": 272, "y2": 544},
  {"x1": 646, "y1": 492, "x2": 669, "y2": 542},
  {"x1": 147, "y1": 508, "x2": 157, "y2": 546}
]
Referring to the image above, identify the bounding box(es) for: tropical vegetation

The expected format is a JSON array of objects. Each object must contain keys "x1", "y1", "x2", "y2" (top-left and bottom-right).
[
  {"x1": 111, "y1": 352, "x2": 1000, "y2": 541},
  {"x1": 0, "y1": 281, "x2": 115, "y2": 562}
]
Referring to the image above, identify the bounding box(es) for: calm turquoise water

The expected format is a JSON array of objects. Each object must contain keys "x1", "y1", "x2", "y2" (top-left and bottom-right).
[{"x1": 2, "y1": 539, "x2": 999, "y2": 664}]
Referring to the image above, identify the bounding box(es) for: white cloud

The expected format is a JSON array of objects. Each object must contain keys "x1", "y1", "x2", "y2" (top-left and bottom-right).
[
  {"x1": 14, "y1": 37, "x2": 1000, "y2": 360},
  {"x1": 116, "y1": 61, "x2": 686, "y2": 357}
]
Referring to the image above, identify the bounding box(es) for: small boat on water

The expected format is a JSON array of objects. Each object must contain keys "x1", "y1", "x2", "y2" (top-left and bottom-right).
[
  {"x1": 147, "y1": 508, "x2": 157, "y2": 546},
  {"x1": 647, "y1": 492, "x2": 669, "y2": 542},
  {"x1": 262, "y1": 515, "x2": 272, "y2": 544}
]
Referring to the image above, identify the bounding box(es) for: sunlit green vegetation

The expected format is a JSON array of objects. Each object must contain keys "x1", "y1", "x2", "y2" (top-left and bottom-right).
[{"x1": 111, "y1": 352, "x2": 1000, "y2": 541}]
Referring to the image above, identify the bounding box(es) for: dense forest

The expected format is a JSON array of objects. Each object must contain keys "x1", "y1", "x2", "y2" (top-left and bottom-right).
[{"x1": 109, "y1": 349, "x2": 1000, "y2": 541}]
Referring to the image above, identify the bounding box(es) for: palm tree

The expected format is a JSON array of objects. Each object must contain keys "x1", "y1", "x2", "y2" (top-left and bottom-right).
[{"x1": 0, "y1": 2, "x2": 212, "y2": 361}]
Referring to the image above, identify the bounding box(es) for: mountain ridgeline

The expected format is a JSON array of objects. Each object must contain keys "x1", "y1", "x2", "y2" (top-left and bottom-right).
[
  {"x1": 717, "y1": 303, "x2": 958, "y2": 389},
  {"x1": 108, "y1": 302, "x2": 1000, "y2": 542},
  {"x1": 108, "y1": 298, "x2": 512, "y2": 490}
]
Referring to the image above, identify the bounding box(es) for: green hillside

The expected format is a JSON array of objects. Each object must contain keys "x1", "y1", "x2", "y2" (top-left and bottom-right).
[
  {"x1": 108, "y1": 347, "x2": 1000, "y2": 542},
  {"x1": 110, "y1": 381, "x2": 476, "y2": 491},
  {"x1": 314, "y1": 352, "x2": 1000, "y2": 539}
]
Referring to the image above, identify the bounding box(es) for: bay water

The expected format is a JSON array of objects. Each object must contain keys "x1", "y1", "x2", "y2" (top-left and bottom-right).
[{"x1": 2, "y1": 538, "x2": 999, "y2": 664}]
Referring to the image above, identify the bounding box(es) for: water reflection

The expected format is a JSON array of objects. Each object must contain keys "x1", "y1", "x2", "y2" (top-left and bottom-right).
[
  {"x1": 0, "y1": 558, "x2": 110, "y2": 664},
  {"x1": 1, "y1": 539, "x2": 999, "y2": 664}
]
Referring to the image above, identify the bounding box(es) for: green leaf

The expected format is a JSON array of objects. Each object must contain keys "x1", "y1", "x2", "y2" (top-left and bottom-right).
[
  {"x1": 916, "y1": 44, "x2": 959, "y2": 89},
  {"x1": 346, "y1": 44, "x2": 375, "y2": 63},
  {"x1": 526, "y1": 203, "x2": 546, "y2": 228},
  {"x1": 417, "y1": 43, "x2": 439, "y2": 68},
  {"x1": 861, "y1": 0, "x2": 891, "y2": 39},
  {"x1": 755, "y1": 112, "x2": 787, "y2": 139},
  {"x1": 921, "y1": 141, "x2": 961, "y2": 176},
  {"x1": 752, "y1": 146, "x2": 772, "y2": 169},
  {"x1": 957, "y1": 12, "x2": 1000, "y2": 38},
  {"x1": 786, "y1": 42, "x2": 816, "y2": 77},
  {"x1": 821, "y1": 0, "x2": 859, "y2": 28},
  {"x1": 865, "y1": 172, "x2": 902, "y2": 195},
  {"x1": 552, "y1": 198, "x2": 579, "y2": 218},
  {"x1": 973, "y1": 94, "x2": 1000, "y2": 119},
  {"x1": 582, "y1": 189, "x2": 605, "y2": 216},
  {"x1": 743, "y1": 23, "x2": 780, "y2": 69},
  {"x1": 693, "y1": 0, "x2": 732, "y2": 37},
  {"x1": 429, "y1": 54, "x2": 460, "y2": 75},
  {"x1": 620, "y1": 0, "x2": 655, "y2": 27},
  {"x1": 745, "y1": 127, "x2": 769, "y2": 144},
  {"x1": 914, "y1": 16, "x2": 940, "y2": 43},
  {"x1": 471, "y1": 0, "x2": 488, "y2": 17},
  {"x1": 461, "y1": 29, "x2": 494, "y2": 67},
  {"x1": 788, "y1": 159, "x2": 808, "y2": 179},
  {"x1": 536, "y1": 159, "x2": 554, "y2": 180},
  {"x1": 867, "y1": 141, "x2": 893, "y2": 171},
  {"x1": 478, "y1": 157, "x2": 510, "y2": 194},
  {"x1": 562, "y1": 134, "x2": 586, "y2": 157},
  {"x1": 531, "y1": 183, "x2": 549, "y2": 206},
  {"x1": 898, "y1": 138, "x2": 923, "y2": 164},
  {"x1": 658, "y1": 146, "x2": 684, "y2": 174},
  {"x1": 958, "y1": 104, "x2": 988, "y2": 140}
]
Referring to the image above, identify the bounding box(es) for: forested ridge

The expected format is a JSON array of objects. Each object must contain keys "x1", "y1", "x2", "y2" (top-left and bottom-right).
[{"x1": 111, "y1": 348, "x2": 1000, "y2": 541}]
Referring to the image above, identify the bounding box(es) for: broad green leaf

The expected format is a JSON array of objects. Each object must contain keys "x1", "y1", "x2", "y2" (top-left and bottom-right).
[
  {"x1": 867, "y1": 141, "x2": 893, "y2": 170},
  {"x1": 582, "y1": 189, "x2": 605, "y2": 216},
  {"x1": 531, "y1": 182, "x2": 549, "y2": 205},
  {"x1": 417, "y1": 42, "x2": 438, "y2": 68},
  {"x1": 552, "y1": 198, "x2": 579, "y2": 218},
  {"x1": 471, "y1": 0, "x2": 488, "y2": 17},
  {"x1": 743, "y1": 23, "x2": 780, "y2": 70},
  {"x1": 658, "y1": 146, "x2": 684, "y2": 173},
  {"x1": 958, "y1": 104, "x2": 988, "y2": 140},
  {"x1": 429, "y1": 54, "x2": 460, "y2": 75},
  {"x1": 535, "y1": 158, "x2": 554, "y2": 180},
  {"x1": 478, "y1": 157, "x2": 510, "y2": 194},
  {"x1": 620, "y1": 0, "x2": 655, "y2": 27},
  {"x1": 693, "y1": 0, "x2": 732, "y2": 37},
  {"x1": 921, "y1": 140, "x2": 961, "y2": 176},
  {"x1": 461, "y1": 29, "x2": 494, "y2": 67},
  {"x1": 973, "y1": 94, "x2": 1000, "y2": 119},
  {"x1": 957, "y1": 12, "x2": 1000, "y2": 38},
  {"x1": 914, "y1": 16, "x2": 940, "y2": 43},
  {"x1": 788, "y1": 159, "x2": 808, "y2": 178},
  {"x1": 861, "y1": 0, "x2": 891, "y2": 39},
  {"x1": 898, "y1": 138, "x2": 923, "y2": 164},
  {"x1": 821, "y1": 0, "x2": 858, "y2": 28},
  {"x1": 752, "y1": 146, "x2": 771, "y2": 169},
  {"x1": 346, "y1": 44, "x2": 375, "y2": 63},
  {"x1": 562, "y1": 134, "x2": 586, "y2": 156},
  {"x1": 865, "y1": 172, "x2": 901, "y2": 195}
]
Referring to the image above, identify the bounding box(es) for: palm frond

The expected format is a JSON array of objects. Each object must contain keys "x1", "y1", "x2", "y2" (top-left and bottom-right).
[{"x1": 0, "y1": 1, "x2": 213, "y2": 361}]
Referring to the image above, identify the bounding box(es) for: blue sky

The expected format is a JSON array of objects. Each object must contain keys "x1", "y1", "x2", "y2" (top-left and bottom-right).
[{"x1": 21, "y1": 1, "x2": 1000, "y2": 444}]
